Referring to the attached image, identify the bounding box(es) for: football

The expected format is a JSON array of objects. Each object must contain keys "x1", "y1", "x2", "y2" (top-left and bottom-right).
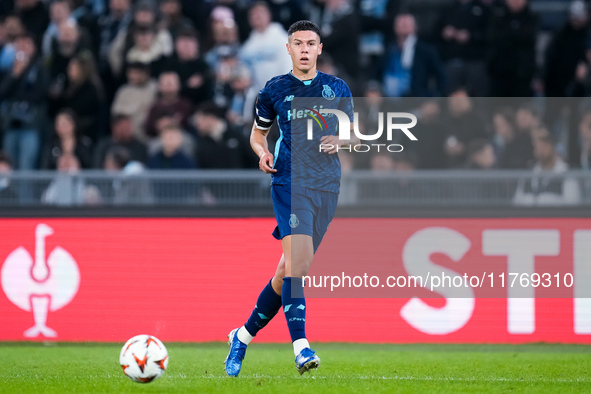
[{"x1": 119, "y1": 335, "x2": 169, "y2": 383}]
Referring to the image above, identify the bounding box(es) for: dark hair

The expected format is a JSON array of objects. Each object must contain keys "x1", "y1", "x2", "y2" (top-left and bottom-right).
[
  {"x1": 249, "y1": 1, "x2": 270, "y2": 13},
  {"x1": 105, "y1": 146, "x2": 131, "y2": 169},
  {"x1": 56, "y1": 108, "x2": 79, "y2": 130},
  {"x1": 176, "y1": 27, "x2": 199, "y2": 41},
  {"x1": 467, "y1": 139, "x2": 492, "y2": 158},
  {"x1": 535, "y1": 132, "x2": 556, "y2": 146},
  {"x1": 16, "y1": 31, "x2": 37, "y2": 45},
  {"x1": 134, "y1": 0, "x2": 155, "y2": 14},
  {"x1": 134, "y1": 24, "x2": 155, "y2": 34},
  {"x1": 51, "y1": 0, "x2": 73, "y2": 9},
  {"x1": 126, "y1": 61, "x2": 151, "y2": 73},
  {"x1": 393, "y1": 150, "x2": 418, "y2": 168},
  {"x1": 195, "y1": 101, "x2": 224, "y2": 118},
  {"x1": 287, "y1": 20, "x2": 321, "y2": 40},
  {"x1": 517, "y1": 103, "x2": 540, "y2": 117},
  {"x1": 111, "y1": 113, "x2": 131, "y2": 125},
  {"x1": 154, "y1": 110, "x2": 177, "y2": 124}
]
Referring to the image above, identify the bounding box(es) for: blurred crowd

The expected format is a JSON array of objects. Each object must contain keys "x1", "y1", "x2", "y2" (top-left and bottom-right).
[{"x1": 0, "y1": 0, "x2": 591, "y2": 182}]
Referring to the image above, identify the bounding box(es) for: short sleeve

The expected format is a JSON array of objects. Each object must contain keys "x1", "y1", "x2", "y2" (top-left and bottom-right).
[
  {"x1": 255, "y1": 85, "x2": 276, "y2": 130},
  {"x1": 338, "y1": 81, "x2": 354, "y2": 122}
]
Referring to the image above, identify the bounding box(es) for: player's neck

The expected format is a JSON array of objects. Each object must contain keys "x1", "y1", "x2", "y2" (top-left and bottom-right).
[{"x1": 291, "y1": 68, "x2": 317, "y2": 82}]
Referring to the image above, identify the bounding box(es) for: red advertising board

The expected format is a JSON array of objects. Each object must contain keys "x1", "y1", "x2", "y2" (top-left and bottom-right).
[{"x1": 0, "y1": 218, "x2": 590, "y2": 343}]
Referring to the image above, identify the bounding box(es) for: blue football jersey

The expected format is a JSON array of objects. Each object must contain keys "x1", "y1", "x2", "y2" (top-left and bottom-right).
[{"x1": 255, "y1": 71, "x2": 354, "y2": 193}]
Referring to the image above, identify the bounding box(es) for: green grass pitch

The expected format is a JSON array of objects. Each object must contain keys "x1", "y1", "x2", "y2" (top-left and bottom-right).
[{"x1": 1, "y1": 343, "x2": 590, "y2": 393}]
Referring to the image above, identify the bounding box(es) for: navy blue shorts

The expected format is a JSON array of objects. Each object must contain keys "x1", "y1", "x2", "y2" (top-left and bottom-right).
[{"x1": 271, "y1": 184, "x2": 338, "y2": 253}]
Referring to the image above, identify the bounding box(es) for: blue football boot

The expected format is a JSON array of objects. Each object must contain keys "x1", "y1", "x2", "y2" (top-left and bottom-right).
[
  {"x1": 224, "y1": 328, "x2": 247, "y2": 377},
  {"x1": 295, "y1": 347, "x2": 320, "y2": 375}
]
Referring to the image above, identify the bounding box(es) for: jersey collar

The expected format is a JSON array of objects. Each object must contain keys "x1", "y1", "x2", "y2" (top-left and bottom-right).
[{"x1": 289, "y1": 70, "x2": 319, "y2": 85}]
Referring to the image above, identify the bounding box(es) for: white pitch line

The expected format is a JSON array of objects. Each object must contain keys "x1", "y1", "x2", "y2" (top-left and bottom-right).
[{"x1": 188, "y1": 374, "x2": 591, "y2": 383}]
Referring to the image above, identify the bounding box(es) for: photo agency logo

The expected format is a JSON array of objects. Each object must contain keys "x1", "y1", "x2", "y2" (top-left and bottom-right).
[{"x1": 305, "y1": 108, "x2": 418, "y2": 153}]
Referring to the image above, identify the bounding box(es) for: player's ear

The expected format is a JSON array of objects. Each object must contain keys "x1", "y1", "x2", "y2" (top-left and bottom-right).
[{"x1": 318, "y1": 42, "x2": 323, "y2": 55}]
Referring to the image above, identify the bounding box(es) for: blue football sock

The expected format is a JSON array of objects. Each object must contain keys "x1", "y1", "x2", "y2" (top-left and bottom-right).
[
  {"x1": 282, "y1": 277, "x2": 306, "y2": 342},
  {"x1": 244, "y1": 279, "x2": 282, "y2": 337}
]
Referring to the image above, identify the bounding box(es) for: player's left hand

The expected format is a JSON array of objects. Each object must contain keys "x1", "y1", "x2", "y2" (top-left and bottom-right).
[{"x1": 320, "y1": 135, "x2": 342, "y2": 154}]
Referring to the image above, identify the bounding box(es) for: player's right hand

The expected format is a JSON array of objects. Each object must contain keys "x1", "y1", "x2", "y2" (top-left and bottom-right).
[{"x1": 259, "y1": 153, "x2": 277, "y2": 174}]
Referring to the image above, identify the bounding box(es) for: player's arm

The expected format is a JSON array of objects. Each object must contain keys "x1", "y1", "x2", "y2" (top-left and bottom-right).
[
  {"x1": 250, "y1": 122, "x2": 277, "y2": 174},
  {"x1": 320, "y1": 122, "x2": 359, "y2": 155}
]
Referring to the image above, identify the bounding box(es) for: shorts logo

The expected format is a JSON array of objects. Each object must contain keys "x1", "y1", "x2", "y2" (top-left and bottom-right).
[
  {"x1": 289, "y1": 214, "x2": 300, "y2": 228},
  {"x1": 322, "y1": 85, "x2": 335, "y2": 100}
]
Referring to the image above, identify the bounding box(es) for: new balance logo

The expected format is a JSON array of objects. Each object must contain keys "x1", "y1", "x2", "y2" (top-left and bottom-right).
[{"x1": 284, "y1": 95, "x2": 294, "y2": 102}]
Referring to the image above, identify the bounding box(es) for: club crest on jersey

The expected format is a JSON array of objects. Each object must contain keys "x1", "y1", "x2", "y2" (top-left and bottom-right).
[
  {"x1": 289, "y1": 214, "x2": 300, "y2": 228},
  {"x1": 322, "y1": 85, "x2": 335, "y2": 100}
]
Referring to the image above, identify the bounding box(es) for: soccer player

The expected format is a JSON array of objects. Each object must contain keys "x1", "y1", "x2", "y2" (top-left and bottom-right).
[{"x1": 224, "y1": 20, "x2": 355, "y2": 377}]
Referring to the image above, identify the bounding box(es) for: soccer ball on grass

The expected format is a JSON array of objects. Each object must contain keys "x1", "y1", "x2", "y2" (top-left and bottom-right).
[{"x1": 120, "y1": 334, "x2": 169, "y2": 383}]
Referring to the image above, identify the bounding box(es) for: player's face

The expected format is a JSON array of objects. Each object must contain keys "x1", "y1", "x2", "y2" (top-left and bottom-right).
[{"x1": 287, "y1": 30, "x2": 322, "y2": 74}]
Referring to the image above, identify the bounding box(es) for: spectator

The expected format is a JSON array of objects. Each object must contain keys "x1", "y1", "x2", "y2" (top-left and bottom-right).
[
  {"x1": 123, "y1": 24, "x2": 171, "y2": 77},
  {"x1": 42, "y1": 0, "x2": 76, "y2": 56},
  {"x1": 0, "y1": 151, "x2": 18, "y2": 202},
  {"x1": 411, "y1": 98, "x2": 447, "y2": 169},
  {"x1": 93, "y1": 114, "x2": 148, "y2": 168},
  {"x1": 487, "y1": 0, "x2": 538, "y2": 97},
  {"x1": 3, "y1": 14, "x2": 25, "y2": 46},
  {"x1": 239, "y1": 1, "x2": 291, "y2": 93},
  {"x1": 110, "y1": 61, "x2": 157, "y2": 142},
  {"x1": 69, "y1": 0, "x2": 101, "y2": 54},
  {"x1": 514, "y1": 134, "x2": 581, "y2": 205},
  {"x1": 158, "y1": 0, "x2": 194, "y2": 40},
  {"x1": 103, "y1": 145, "x2": 141, "y2": 172},
  {"x1": 575, "y1": 107, "x2": 591, "y2": 169},
  {"x1": 46, "y1": 20, "x2": 90, "y2": 97},
  {"x1": 41, "y1": 152, "x2": 102, "y2": 205},
  {"x1": 0, "y1": 33, "x2": 48, "y2": 170},
  {"x1": 493, "y1": 104, "x2": 536, "y2": 169},
  {"x1": 147, "y1": 111, "x2": 194, "y2": 158},
  {"x1": 147, "y1": 125, "x2": 196, "y2": 169},
  {"x1": 191, "y1": 102, "x2": 257, "y2": 169},
  {"x1": 370, "y1": 151, "x2": 395, "y2": 171},
  {"x1": 382, "y1": 13, "x2": 446, "y2": 97},
  {"x1": 178, "y1": 0, "x2": 209, "y2": 39},
  {"x1": 41, "y1": 109, "x2": 92, "y2": 169},
  {"x1": 490, "y1": 108, "x2": 518, "y2": 168},
  {"x1": 207, "y1": 2, "x2": 250, "y2": 43},
  {"x1": 75, "y1": 0, "x2": 107, "y2": 18},
  {"x1": 318, "y1": 0, "x2": 361, "y2": 82},
  {"x1": 356, "y1": 0, "x2": 401, "y2": 79},
  {"x1": 145, "y1": 71, "x2": 193, "y2": 138},
  {"x1": 103, "y1": 145, "x2": 154, "y2": 205},
  {"x1": 97, "y1": 0, "x2": 132, "y2": 73},
  {"x1": 566, "y1": 37, "x2": 591, "y2": 97},
  {"x1": 443, "y1": 89, "x2": 488, "y2": 167},
  {"x1": 543, "y1": 0, "x2": 588, "y2": 98},
  {"x1": 108, "y1": 1, "x2": 173, "y2": 78},
  {"x1": 263, "y1": 0, "x2": 307, "y2": 32},
  {"x1": 14, "y1": 0, "x2": 49, "y2": 45},
  {"x1": 437, "y1": 0, "x2": 491, "y2": 96},
  {"x1": 515, "y1": 103, "x2": 542, "y2": 135},
  {"x1": 0, "y1": 16, "x2": 17, "y2": 76},
  {"x1": 353, "y1": 81, "x2": 390, "y2": 168},
  {"x1": 53, "y1": 51, "x2": 104, "y2": 142},
  {"x1": 226, "y1": 63, "x2": 257, "y2": 136},
  {"x1": 465, "y1": 139, "x2": 496, "y2": 169},
  {"x1": 316, "y1": 52, "x2": 357, "y2": 93},
  {"x1": 363, "y1": 151, "x2": 428, "y2": 202},
  {"x1": 164, "y1": 27, "x2": 213, "y2": 106},
  {"x1": 204, "y1": 13, "x2": 240, "y2": 82}
]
